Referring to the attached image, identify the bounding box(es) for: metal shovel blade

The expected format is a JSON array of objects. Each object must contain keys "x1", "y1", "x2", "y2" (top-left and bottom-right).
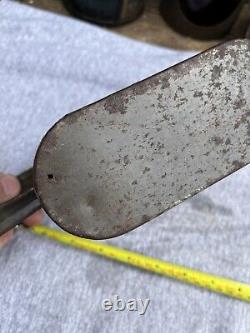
[{"x1": 34, "y1": 39, "x2": 250, "y2": 239}]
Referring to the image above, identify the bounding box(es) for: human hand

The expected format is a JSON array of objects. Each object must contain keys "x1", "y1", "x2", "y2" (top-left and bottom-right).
[{"x1": 0, "y1": 173, "x2": 43, "y2": 247}]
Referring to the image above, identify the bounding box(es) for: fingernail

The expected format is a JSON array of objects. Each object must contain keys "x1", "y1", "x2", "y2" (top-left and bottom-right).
[
  {"x1": 0, "y1": 174, "x2": 20, "y2": 197},
  {"x1": 0, "y1": 230, "x2": 13, "y2": 248}
]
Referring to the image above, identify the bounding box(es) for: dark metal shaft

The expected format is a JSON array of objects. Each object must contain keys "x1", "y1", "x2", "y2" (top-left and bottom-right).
[{"x1": 0, "y1": 169, "x2": 41, "y2": 236}]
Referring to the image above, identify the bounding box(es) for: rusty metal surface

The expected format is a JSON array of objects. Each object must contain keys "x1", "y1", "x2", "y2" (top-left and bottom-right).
[{"x1": 34, "y1": 39, "x2": 250, "y2": 239}]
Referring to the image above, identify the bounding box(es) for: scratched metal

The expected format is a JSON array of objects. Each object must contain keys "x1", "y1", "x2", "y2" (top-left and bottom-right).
[{"x1": 34, "y1": 39, "x2": 250, "y2": 239}]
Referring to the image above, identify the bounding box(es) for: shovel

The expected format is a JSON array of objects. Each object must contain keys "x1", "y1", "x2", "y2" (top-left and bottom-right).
[{"x1": 0, "y1": 39, "x2": 249, "y2": 239}]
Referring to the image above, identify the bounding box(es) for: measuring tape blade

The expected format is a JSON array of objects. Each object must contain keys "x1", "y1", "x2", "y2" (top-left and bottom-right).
[{"x1": 31, "y1": 225, "x2": 250, "y2": 302}]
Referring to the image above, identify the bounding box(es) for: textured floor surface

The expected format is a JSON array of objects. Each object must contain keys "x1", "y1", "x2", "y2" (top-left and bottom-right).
[{"x1": 0, "y1": 1, "x2": 250, "y2": 332}]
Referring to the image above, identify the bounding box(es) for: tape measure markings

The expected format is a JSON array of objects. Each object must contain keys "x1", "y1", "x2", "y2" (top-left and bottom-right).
[{"x1": 31, "y1": 225, "x2": 250, "y2": 302}]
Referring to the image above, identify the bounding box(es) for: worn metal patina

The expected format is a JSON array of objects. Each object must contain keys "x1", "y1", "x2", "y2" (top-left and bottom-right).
[{"x1": 34, "y1": 39, "x2": 250, "y2": 239}]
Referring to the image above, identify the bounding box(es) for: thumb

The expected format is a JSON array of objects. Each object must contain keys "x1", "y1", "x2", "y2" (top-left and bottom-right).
[
  {"x1": 0, "y1": 173, "x2": 21, "y2": 247},
  {"x1": 0, "y1": 173, "x2": 21, "y2": 202}
]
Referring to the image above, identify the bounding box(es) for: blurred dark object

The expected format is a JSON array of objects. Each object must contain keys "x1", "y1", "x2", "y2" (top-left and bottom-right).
[
  {"x1": 62, "y1": 0, "x2": 145, "y2": 26},
  {"x1": 161, "y1": 0, "x2": 245, "y2": 39}
]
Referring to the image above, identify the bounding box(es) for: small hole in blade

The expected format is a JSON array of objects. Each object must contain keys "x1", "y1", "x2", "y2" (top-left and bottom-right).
[{"x1": 47, "y1": 174, "x2": 54, "y2": 180}]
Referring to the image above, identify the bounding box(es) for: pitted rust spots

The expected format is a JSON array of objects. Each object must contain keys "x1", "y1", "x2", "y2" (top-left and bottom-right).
[
  {"x1": 104, "y1": 92, "x2": 130, "y2": 114},
  {"x1": 161, "y1": 78, "x2": 170, "y2": 90},
  {"x1": 241, "y1": 111, "x2": 250, "y2": 123},
  {"x1": 234, "y1": 111, "x2": 250, "y2": 129},
  {"x1": 141, "y1": 215, "x2": 150, "y2": 224},
  {"x1": 222, "y1": 148, "x2": 230, "y2": 154},
  {"x1": 63, "y1": 110, "x2": 83, "y2": 125},
  {"x1": 247, "y1": 123, "x2": 250, "y2": 137},
  {"x1": 232, "y1": 160, "x2": 246, "y2": 170},
  {"x1": 47, "y1": 173, "x2": 64, "y2": 184},
  {"x1": 213, "y1": 136, "x2": 224, "y2": 145},
  {"x1": 123, "y1": 155, "x2": 130, "y2": 166},
  {"x1": 43, "y1": 129, "x2": 59, "y2": 150},
  {"x1": 233, "y1": 98, "x2": 247, "y2": 110},
  {"x1": 195, "y1": 169, "x2": 204, "y2": 174},
  {"x1": 157, "y1": 93, "x2": 163, "y2": 102},
  {"x1": 211, "y1": 64, "x2": 223, "y2": 81},
  {"x1": 134, "y1": 75, "x2": 163, "y2": 96},
  {"x1": 143, "y1": 167, "x2": 150, "y2": 174},
  {"x1": 193, "y1": 91, "x2": 203, "y2": 98}
]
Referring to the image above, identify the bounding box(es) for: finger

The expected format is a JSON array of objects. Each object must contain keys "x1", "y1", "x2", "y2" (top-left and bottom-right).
[
  {"x1": 0, "y1": 173, "x2": 21, "y2": 202},
  {"x1": 0, "y1": 230, "x2": 14, "y2": 248},
  {"x1": 0, "y1": 174, "x2": 21, "y2": 246},
  {"x1": 24, "y1": 210, "x2": 44, "y2": 226}
]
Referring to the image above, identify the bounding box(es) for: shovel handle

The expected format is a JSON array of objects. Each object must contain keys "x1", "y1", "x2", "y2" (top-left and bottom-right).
[{"x1": 0, "y1": 169, "x2": 41, "y2": 236}]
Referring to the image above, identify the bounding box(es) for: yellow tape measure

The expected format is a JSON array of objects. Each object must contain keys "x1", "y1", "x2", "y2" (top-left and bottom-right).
[{"x1": 31, "y1": 225, "x2": 250, "y2": 302}]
